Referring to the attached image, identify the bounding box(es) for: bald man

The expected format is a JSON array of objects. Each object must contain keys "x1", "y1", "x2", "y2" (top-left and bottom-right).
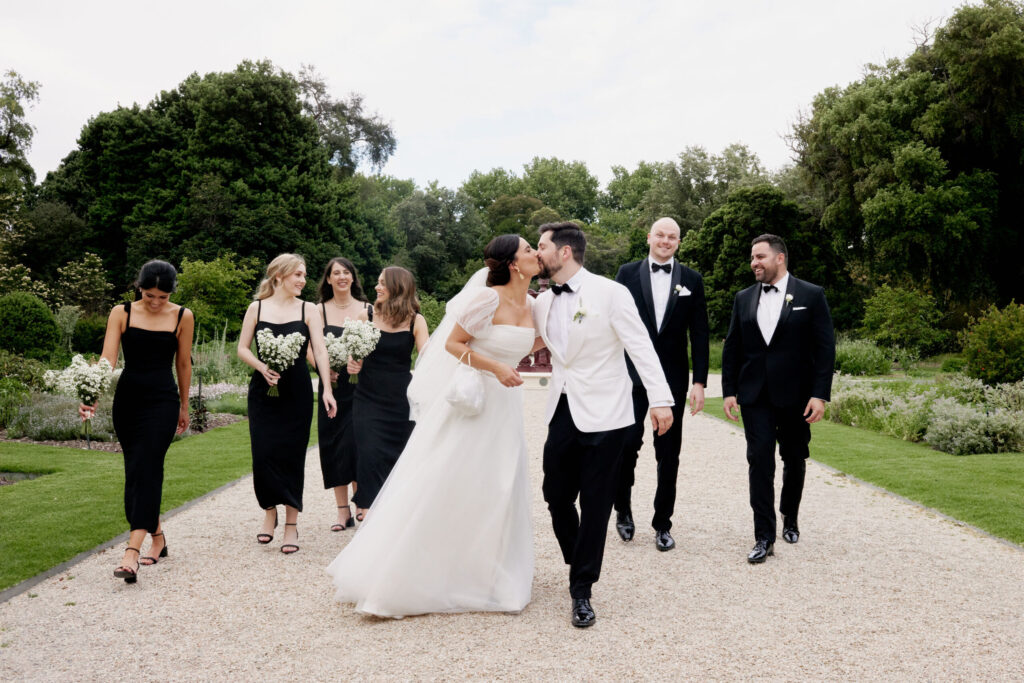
[{"x1": 613, "y1": 217, "x2": 710, "y2": 551}]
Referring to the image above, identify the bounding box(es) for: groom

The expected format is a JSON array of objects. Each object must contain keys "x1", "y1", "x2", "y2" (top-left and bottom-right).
[{"x1": 534, "y1": 222, "x2": 674, "y2": 628}]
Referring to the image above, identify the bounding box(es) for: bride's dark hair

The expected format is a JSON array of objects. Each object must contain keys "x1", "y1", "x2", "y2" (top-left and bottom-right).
[{"x1": 484, "y1": 234, "x2": 521, "y2": 287}]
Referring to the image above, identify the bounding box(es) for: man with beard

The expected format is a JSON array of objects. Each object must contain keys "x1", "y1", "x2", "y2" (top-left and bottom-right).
[
  {"x1": 722, "y1": 234, "x2": 835, "y2": 563},
  {"x1": 533, "y1": 221, "x2": 673, "y2": 627}
]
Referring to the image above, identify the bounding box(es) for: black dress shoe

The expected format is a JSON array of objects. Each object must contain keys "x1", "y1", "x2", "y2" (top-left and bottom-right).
[
  {"x1": 782, "y1": 516, "x2": 799, "y2": 544},
  {"x1": 615, "y1": 511, "x2": 635, "y2": 542},
  {"x1": 655, "y1": 530, "x2": 675, "y2": 551},
  {"x1": 571, "y1": 598, "x2": 596, "y2": 628},
  {"x1": 747, "y1": 539, "x2": 774, "y2": 564}
]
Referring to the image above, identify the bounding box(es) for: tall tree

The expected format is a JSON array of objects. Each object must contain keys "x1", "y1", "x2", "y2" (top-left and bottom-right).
[
  {"x1": 521, "y1": 157, "x2": 600, "y2": 223},
  {"x1": 0, "y1": 71, "x2": 41, "y2": 225}
]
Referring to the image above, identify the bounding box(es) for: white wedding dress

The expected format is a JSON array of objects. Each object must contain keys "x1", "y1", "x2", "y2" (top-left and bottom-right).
[{"x1": 326, "y1": 284, "x2": 535, "y2": 617}]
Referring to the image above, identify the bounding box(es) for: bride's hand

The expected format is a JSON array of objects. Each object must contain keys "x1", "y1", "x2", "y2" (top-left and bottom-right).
[{"x1": 494, "y1": 363, "x2": 523, "y2": 387}]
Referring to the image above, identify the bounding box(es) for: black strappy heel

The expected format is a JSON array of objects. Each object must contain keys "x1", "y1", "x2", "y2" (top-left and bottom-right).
[
  {"x1": 139, "y1": 531, "x2": 168, "y2": 565},
  {"x1": 257, "y1": 509, "x2": 278, "y2": 544},
  {"x1": 281, "y1": 523, "x2": 299, "y2": 554},
  {"x1": 331, "y1": 505, "x2": 354, "y2": 532},
  {"x1": 113, "y1": 547, "x2": 141, "y2": 583}
]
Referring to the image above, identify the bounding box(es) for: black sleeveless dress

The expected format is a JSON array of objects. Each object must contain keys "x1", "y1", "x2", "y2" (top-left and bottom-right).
[
  {"x1": 316, "y1": 302, "x2": 369, "y2": 489},
  {"x1": 351, "y1": 318, "x2": 416, "y2": 508},
  {"x1": 248, "y1": 301, "x2": 313, "y2": 511},
  {"x1": 112, "y1": 302, "x2": 185, "y2": 533}
]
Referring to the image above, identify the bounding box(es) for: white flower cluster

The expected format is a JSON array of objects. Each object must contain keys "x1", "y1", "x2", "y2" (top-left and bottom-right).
[
  {"x1": 323, "y1": 332, "x2": 349, "y2": 372},
  {"x1": 339, "y1": 320, "x2": 380, "y2": 362},
  {"x1": 44, "y1": 355, "x2": 114, "y2": 405},
  {"x1": 189, "y1": 382, "x2": 247, "y2": 399},
  {"x1": 256, "y1": 329, "x2": 306, "y2": 374}
]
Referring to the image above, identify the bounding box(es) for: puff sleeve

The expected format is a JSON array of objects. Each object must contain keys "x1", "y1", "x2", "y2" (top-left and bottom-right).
[{"x1": 455, "y1": 287, "x2": 500, "y2": 337}]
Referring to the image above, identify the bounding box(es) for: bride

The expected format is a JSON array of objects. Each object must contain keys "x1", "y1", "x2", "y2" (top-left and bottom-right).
[{"x1": 326, "y1": 234, "x2": 543, "y2": 617}]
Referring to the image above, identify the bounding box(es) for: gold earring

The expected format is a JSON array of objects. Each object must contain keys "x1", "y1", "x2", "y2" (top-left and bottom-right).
[{"x1": 516, "y1": 268, "x2": 524, "y2": 281}]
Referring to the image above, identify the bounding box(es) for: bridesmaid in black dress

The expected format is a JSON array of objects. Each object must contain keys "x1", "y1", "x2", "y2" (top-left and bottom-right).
[
  {"x1": 306, "y1": 257, "x2": 370, "y2": 532},
  {"x1": 237, "y1": 254, "x2": 337, "y2": 554},
  {"x1": 348, "y1": 266, "x2": 429, "y2": 521},
  {"x1": 80, "y1": 260, "x2": 193, "y2": 584}
]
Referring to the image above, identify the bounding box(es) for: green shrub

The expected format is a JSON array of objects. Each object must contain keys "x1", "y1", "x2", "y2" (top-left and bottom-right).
[
  {"x1": 205, "y1": 393, "x2": 247, "y2": 416},
  {"x1": 0, "y1": 291, "x2": 59, "y2": 359},
  {"x1": 834, "y1": 339, "x2": 892, "y2": 375},
  {"x1": 54, "y1": 305, "x2": 82, "y2": 353},
  {"x1": 0, "y1": 349, "x2": 49, "y2": 388},
  {"x1": 939, "y1": 373, "x2": 987, "y2": 405},
  {"x1": 860, "y1": 285, "x2": 948, "y2": 355},
  {"x1": 418, "y1": 292, "x2": 446, "y2": 334},
  {"x1": 0, "y1": 377, "x2": 29, "y2": 428},
  {"x1": 962, "y1": 302, "x2": 1024, "y2": 385},
  {"x1": 924, "y1": 397, "x2": 1024, "y2": 455},
  {"x1": 7, "y1": 392, "x2": 116, "y2": 441},
  {"x1": 72, "y1": 313, "x2": 109, "y2": 354},
  {"x1": 871, "y1": 391, "x2": 934, "y2": 441},
  {"x1": 175, "y1": 255, "x2": 257, "y2": 340},
  {"x1": 192, "y1": 326, "x2": 250, "y2": 384},
  {"x1": 940, "y1": 355, "x2": 966, "y2": 373}
]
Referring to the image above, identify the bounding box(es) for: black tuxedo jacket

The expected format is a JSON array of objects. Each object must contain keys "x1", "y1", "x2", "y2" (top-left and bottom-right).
[
  {"x1": 721, "y1": 275, "x2": 835, "y2": 407},
  {"x1": 615, "y1": 258, "x2": 710, "y2": 397}
]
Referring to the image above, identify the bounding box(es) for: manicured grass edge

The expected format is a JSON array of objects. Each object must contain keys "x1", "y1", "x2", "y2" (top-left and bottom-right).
[{"x1": 0, "y1": 441, "x2": 318, "y2": 605}]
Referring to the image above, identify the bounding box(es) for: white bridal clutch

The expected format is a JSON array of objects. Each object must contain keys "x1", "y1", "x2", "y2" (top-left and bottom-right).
[{"x1": 445, "y1": 351, "x2": 485, "y2": 416}]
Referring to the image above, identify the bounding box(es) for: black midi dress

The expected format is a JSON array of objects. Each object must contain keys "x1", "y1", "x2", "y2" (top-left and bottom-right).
[
  {"x1": 248, "y1": 300, "x2": 313, "y2": 511},
  {"x1": 112, "y1": 302, "x2": 185, "y2": 533}
]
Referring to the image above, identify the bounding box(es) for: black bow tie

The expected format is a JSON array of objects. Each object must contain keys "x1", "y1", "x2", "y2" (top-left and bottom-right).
[
  {"x1": 651, "y1": 262, "x2": 671, "y2": 273},
  {"x1": 762, "y1": 284, "x2": 778, "y2": 294},
  {"x1": 551, "y1": 283, "x2": 573, "y2": 296}
]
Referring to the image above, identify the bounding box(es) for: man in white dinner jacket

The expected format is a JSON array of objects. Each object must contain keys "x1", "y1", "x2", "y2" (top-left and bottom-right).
[{"x1": 533, "y1": 221, "x2": 674, "y2": 629}]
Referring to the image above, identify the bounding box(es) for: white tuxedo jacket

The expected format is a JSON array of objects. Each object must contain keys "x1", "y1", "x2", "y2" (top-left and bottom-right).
[{"x1": 534, "y1": 269, "x2": 673, "y2": 433}]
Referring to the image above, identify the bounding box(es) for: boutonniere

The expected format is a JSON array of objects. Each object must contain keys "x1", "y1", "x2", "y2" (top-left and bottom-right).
[
  {"x1": 785, "y1": 294, "x2": 794, "y2": 306},
  {"x1": 572, "y1": 299, "x2": 588, "y2": 324},
  {"x1": 674, "y1": 284, "x2": 683, "y2": 295}
]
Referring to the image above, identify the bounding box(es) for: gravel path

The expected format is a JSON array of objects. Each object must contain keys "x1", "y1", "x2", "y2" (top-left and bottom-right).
[{"x1": 2, "y1": 375, "x2": 1022, "y2": 680}]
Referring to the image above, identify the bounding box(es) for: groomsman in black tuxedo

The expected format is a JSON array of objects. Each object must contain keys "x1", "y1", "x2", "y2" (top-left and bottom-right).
[
  {"x1": 614, "y1": 217, "x2": 710, "y2": 551},
  {"x1": 722, "y1": 234, "x2": 835, "y2": 563}
]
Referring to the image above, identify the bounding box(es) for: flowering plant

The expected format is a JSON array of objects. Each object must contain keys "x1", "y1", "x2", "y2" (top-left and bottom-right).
[
  {"x1": 256, "y1": 328, "x2": 306, "y2": 396},
  {"x1": 323, "y1": 332, "x2": 349, "y2": 387},
  {"x1": 340, "y1": 320, "x2": 381, "y2": 384},
  {"x1": 45, "y1": 354, "x2": 115, "y2": 448}
]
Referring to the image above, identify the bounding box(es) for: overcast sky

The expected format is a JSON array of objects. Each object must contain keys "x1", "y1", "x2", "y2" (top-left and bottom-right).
[{"x1": 5, "y1": 0, "x2": 965, "y2": 189}]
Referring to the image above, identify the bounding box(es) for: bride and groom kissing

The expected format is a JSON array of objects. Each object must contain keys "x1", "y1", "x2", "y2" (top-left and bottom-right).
[{"x1": 327, "y1": 221, "x2": 682, "y2": 628}]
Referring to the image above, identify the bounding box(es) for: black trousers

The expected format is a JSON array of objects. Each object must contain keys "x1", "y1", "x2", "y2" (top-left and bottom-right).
[
  {"x1": 741, "y1": 392, "x2": 810, "y2": 542},
  {"x1": 542, "y1": 395, "x2": 630, "y2": 599},
  {"x1": 615, "y1": 387, "x2": 684, "y2": 531}
]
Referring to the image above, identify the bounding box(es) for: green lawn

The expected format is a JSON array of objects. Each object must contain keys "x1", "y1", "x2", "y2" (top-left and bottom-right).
[{"x1": 704, "y1": 398, "x2": 1024, "y2": 545}]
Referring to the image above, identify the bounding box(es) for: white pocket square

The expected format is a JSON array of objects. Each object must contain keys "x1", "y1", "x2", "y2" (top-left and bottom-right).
[
  {"x1": 792, "y1": 306, "x2": 807, "y2": 311},
  {"x1": 677, "y1": 286, "x2": 692, "y2": 297}
]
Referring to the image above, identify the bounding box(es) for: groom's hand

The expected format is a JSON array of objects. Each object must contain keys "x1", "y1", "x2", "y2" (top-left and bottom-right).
[
  {"x1": 650, "y1": 407, "x2": 673, "y2": 435},
  {"x1": 688, "y1": 383, "x2": 705, "y2": 415},
  {"x1": 723, "y1": 396, "x2": 740, "y2": 422}
]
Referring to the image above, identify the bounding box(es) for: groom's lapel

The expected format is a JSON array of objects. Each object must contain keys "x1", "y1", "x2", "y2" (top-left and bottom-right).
[
  {"x1": 564, "y1": 276, "x2": 589, "y2": 363},
  {"x1": 536, "y1": 290, "x2": 565, "y2": 365}
]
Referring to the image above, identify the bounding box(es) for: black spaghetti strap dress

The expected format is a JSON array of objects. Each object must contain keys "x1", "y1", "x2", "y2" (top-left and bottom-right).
[
  {"x1": 316, "y1": 302, "x2": 368, "y2": 489},
  {"x1": 112, "y1": 302, "x2": 185, "y2": 533},
  {"x1": 351, "y1": 316, "x2": 416, "y2": 508},
  {"x1": 248, "y1": 300, "x2": 313, "y2": 511}
]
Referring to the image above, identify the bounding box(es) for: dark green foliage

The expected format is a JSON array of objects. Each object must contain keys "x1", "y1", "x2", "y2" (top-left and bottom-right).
[
  {"x1": 0, "y1": 377, "x2": 29, "y2": 428},
  {"x1": 417, "y1": 292, "x2": 446, "y2": 334},
  {"x1": 834, "y1": 338, "x2": 893, "y2": 376},
  {"x1": 860, "y1": 285, "x2": 949, "y2": 355},
  {"x1": 175, "y1": 254, "x2": 258, "y2": 339},
  {"x1": 521, "y1": 157, "x2": 600, "y2": 223},
  {"x1": 679, "y1": 185, "x2": 853, "y2": 334},
  {"x1": 962, "y1": 302, "x2": 1024, "y2": 385},
  {"x1": 71, "y1": 313, "x2": 108, "y2": 354},
  {"x1": 0, "y1": 292, "x2": 59, "y2": 359},
  {"x1": 0, "y1": 350, "x2": 48, "y2": 388}
]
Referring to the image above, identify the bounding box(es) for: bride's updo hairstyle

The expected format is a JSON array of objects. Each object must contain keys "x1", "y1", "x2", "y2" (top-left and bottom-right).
[
  {"x1": 134, "y1": 260, "x2": 177, "y2": 297},
  {"x1": 484, "y1": 234, "x2": 522, "y2": 287},
  {"x1": 255, "y1": 253, "x2": 306, "y2": 300}
]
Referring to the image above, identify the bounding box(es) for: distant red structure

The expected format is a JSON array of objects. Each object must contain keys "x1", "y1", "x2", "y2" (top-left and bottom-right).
[{"x1": 518, "y1": 281, "x2": 552, "y2": 373}]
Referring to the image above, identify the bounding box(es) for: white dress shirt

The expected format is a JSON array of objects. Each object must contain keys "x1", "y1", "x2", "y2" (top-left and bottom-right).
[
  {"x1": 547, "y1": 269, "x2": 586, "y2": 362},
  {"x1": 648, "y1": 258, "x2": 673, "y2": 331},
  {"x1": 757, "y1": 272, "x2": 789, "y2": 345}
]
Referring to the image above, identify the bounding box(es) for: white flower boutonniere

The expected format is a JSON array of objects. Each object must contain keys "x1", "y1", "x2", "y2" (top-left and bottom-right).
[
  {"x1": 785, "y1": 294, "x2": 794, "y2": 306},
  {"x1": 674, "y1": 284, "x2": 683, "y2": 295}
]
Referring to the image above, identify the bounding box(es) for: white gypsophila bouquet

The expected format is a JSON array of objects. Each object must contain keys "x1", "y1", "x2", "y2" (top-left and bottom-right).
[
  {"x1": 339, "y1": 320, "x2": 381, "y2": 384},
  {"x1": 45, "y1": 354, "x2": 114, "y2": 406},
  {"x1": 323, "y1": 332, "x2": 349, "y2": 388},
  {"x1": 256, "y1": 328, "x2": 306, "y2": 396},
  {"x1": 44, "y1": 354, "x2": 115, "y2": 449}
]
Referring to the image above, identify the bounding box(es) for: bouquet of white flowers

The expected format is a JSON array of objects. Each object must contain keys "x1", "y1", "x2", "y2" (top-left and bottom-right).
[
  {"x1": 44, "y1": 354, "x2": 115, "y2": 448},
  {"x1": 323, "y1": 332, "x2": 349, "y2": 388},
  {"x1": 256, "y1": 328, "x2": 306, "y2": 396},
  {"x1": 339, "y1": 320, "x2": 381, "y2": 384}
]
